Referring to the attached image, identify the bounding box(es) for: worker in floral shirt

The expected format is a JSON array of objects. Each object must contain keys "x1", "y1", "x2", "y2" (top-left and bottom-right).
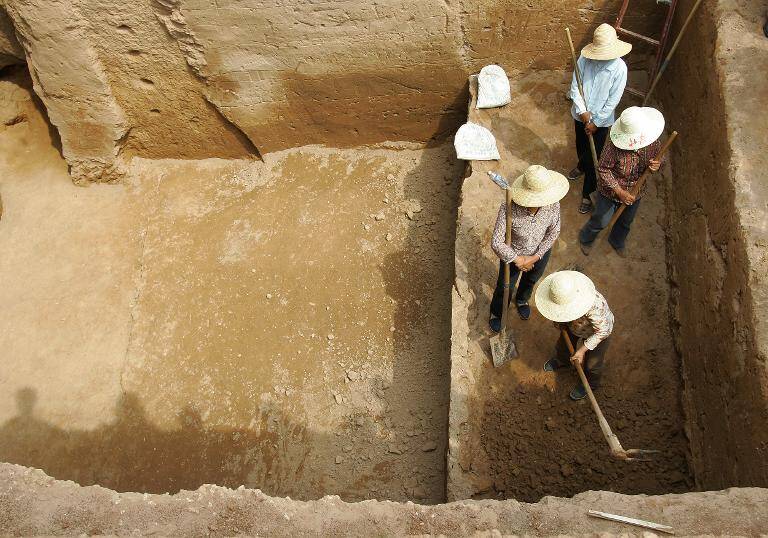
[
  {"x1": 579, "y1": 106, "x2": 665, "y2": 256},
  {"x1": 489, "y1": 165, "x2": 568, "y2": 330},
  {"x1": 535, "y1": 271, "x2": 613, "y2": 401}
]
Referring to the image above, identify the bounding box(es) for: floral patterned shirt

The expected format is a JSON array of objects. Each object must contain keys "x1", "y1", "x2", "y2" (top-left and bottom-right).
[
  {"x1": 568, "y1": 291, "x2": 614, "y2": 350},
  {"x1": 491, "y1": 201, "x2": 561, "y2": 263},
  {"x1": 597, "y1": 139, "x2": 662, "y2": 202}
]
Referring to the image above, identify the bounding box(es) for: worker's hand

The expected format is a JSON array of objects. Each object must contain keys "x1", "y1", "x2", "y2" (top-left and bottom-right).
[
  {"x1": 579, "y1": 111, "x2": 592, "y2": 124},
  {"x1": 513, "y1": 256, "x2": 528, "y2": 271},
  {"x1": 584, "y1": 121, "x2": 597, "y2": 135},
  {"x1": 616, "y1": 188, "x2": 636, "y2": 206},
  {"x1": 648, "y1": 158, "x2": 661, "y2": 172},
  {"x1": 520, "y1": 255, "x2": 537, "y2": 271},
  {"x1": 570, "y1": 346, "x2": 587, "y2": 366}
]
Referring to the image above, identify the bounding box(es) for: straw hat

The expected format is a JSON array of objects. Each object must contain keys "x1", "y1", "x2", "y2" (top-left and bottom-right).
[
  {"x1": 610, "y1": 106, "x2": 665, "y2": 150},
  {"x1": 582, "y1": 23, "x2": 632, "y2": 60},
  {"x1": 509, "y1": 165, "x2": 569, "y2": 207},
  {"x1": 534, "y1": 271, "x2": 596, "y2": 322}
]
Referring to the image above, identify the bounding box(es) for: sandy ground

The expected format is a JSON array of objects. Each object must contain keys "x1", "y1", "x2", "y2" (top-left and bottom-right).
[
  {"x1": 0, "y1": 70, "x2": 463, "y2": 503},
  {"x1": 449, "y1": 71, "x2": 692, "y2": 501}
]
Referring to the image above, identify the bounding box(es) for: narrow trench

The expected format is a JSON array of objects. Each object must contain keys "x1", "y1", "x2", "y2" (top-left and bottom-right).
[{"x1": 0, "y1": 61, "x2": 692, "y2": 506}]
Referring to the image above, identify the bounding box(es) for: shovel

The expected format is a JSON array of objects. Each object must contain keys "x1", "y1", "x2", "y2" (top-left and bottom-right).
[
  {"x1": 560, "y1": 326, "x2": 659, "y2": 461},
  {"x1": 488, "y1": 171, "x2": 522, "y2": 367}
]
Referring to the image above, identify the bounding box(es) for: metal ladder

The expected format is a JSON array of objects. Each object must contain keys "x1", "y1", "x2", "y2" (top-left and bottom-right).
[{"x1": 614, "y1": 0, "x2": 679, "y2": 99}]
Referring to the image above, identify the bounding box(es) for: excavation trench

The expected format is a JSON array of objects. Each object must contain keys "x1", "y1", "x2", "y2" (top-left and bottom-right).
[{"x1": 1, "y1": 0, "x2": 767, "y2": 514}]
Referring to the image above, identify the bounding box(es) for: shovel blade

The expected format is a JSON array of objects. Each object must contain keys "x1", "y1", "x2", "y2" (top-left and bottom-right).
[{"x1": 490, "y1": 331, "x2": 518, "y2": 367}]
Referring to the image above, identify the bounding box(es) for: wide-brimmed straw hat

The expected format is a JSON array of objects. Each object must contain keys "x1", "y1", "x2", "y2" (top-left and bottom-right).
[
  {"x1": 610, "y1": 106, "x2": 665, "y2": 150},
  {"x1": 582, "y1": 23, "x2": 632, "y2": 60},
  {"x1": 535, "y1": 271, "x2": 596, "y2": 323},
  {"x1": 509, "y1": 165, "x2": 569, "y2": 207}
]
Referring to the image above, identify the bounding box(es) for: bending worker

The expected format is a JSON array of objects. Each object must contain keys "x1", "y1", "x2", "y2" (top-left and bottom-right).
[
  {"x1": 489, "y1": 165, "x2": 568, "y2": 331},
  {"x1": 579, "y1": 106, "x2": 664, "y2": 257},
  {"x1": 535, "y1": 271, "x2": 614, "y2": 401},
  {"x1": 567, "y1": 23, "x2": 631, "y2": 214}
]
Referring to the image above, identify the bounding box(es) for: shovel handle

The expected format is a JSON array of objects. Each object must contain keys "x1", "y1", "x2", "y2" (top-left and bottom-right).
[
  {"x1": 560, "y1": 326, "x2": 626, "y2": 457},
  {"x1": 566, "y1": 28, "x2": 600, "y2": 181}
]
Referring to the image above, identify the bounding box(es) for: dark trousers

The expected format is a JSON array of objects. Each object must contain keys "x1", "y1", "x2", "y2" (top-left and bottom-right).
[
  {"x1": 490, "y1": 250, "x2": 551, "y2": 319},
  {"x1": 574, "y1": 120, "x2": 609, "y2": 199},
  {"x1": 579, "y1": 192, "x2": 641, "y2": 250},
  {"x1": 553, "y1": 326, "x2": 610, "y2": 389}
]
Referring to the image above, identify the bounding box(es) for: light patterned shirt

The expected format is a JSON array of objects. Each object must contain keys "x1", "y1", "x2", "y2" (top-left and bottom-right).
[
  {"x1": 568, "y1": 291, "x2": 614, "y2": 350},
  {"x1": 491, "y1": 201, "x2": 560, "y2": 263}
]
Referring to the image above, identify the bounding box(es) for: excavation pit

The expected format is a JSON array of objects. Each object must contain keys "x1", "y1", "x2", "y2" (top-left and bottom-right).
[{"x1": 0, "y1": 0, "x2": 767, "y2": 533}]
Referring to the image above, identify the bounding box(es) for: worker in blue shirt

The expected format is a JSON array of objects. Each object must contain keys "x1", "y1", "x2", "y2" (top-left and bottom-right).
[{"x1": 567, "y1": 23, "x2": 631, "y2": 214}]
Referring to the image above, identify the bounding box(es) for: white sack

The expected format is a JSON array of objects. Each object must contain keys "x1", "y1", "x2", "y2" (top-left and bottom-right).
[
  {"x1": 454, "y1": 122, "x2": 500, "y2": 161},
  {"x1": 476, "y1": 65, "x2": 511, "y2": 109}
]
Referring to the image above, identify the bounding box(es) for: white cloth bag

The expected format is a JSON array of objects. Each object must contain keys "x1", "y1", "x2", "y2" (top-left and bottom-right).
[
  {"x1": 454, "y1": 122, "x2": 500, "y2": 161},
  {"x1": 476, "y1": 65, "x2": 511, "y2": 109}
]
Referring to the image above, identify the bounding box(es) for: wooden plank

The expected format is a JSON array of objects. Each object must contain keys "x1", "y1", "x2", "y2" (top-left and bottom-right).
[{"x1": 588, "y1": 510, "x2": 675, "y2": 535}]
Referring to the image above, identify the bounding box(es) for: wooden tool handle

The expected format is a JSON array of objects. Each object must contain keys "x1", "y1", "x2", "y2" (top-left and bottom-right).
[
  {"x1": 499, "y1": 188, "x2": 514, "y2": 333},
  {"x1": 560, "y1": 326, "x2": 625, "y2": 455},
  {"x1": 607, "y1": 131, "x2": 678, "y2": 230},
  {"x1": 565, "y1": 28, "x2": 600, "y2": 178}
]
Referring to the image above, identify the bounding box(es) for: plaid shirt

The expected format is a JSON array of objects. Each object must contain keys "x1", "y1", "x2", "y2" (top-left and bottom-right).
[
  {"x1": 597, "y1": 139, "x2": 662, "y2": 202},
  {"x1": 568, "y1": 291, "x2": 614, "y2": 350},
  {"x1": 491, "y1": 201, "x2": 560, "y2": 263}
]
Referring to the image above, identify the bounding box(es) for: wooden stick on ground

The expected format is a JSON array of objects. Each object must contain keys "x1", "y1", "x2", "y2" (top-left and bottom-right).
[
  {"x1": 566, "y1": 28, "x2": 600, "y2": 183},
  {"x1": 560, "y1": 326, "x2": 659, "y2": 461},
  {"x1": 588, "y1": 510, "x2": 675, "y2": 535}
]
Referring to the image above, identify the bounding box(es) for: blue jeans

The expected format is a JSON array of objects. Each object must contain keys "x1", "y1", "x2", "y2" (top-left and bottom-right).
[
  {"x1": 490, "y1": 249, "x2": 551, "y2": 319},
  {"x1": 579, "y1": 193, "x2": 641, "y2": 250}
]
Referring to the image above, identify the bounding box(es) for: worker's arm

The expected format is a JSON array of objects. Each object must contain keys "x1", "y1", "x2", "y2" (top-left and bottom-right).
[
  {"x1": 568, "y1": 56, "x2": 590, "y2": 123},
  {"x1": 490, "y1": 202, "x2": 518, "y2": 263},
  {"x1": 600, "y1": 142, "x2": 635, "y2": 205},
  {"x1": 590, "y1": 61, "x2": 627, "y2": 128},
  {"x1": 583, "y1": 297, "x2": 614, "y2": 351},
  {"x1": 533, "y1": 204, "x2": 560, "y2": 261}
]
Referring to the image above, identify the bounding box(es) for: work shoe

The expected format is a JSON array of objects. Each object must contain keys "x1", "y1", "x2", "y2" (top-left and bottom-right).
[
  {"x1": 579, "y1": 241, "x2": 593, "y2": 256},
  {"x1": 578, "y1": 198, "x2": 593, "y2": 214},
  {"x1": 569, "y1": 385, "x2": 588, "y2": 401},
  {"x1": 610, "y1": 243, "x2": 627, "y2": 258},
  {"x1": 489, "y1": 316, "x2": 501, "y2": 333},
  {"x1": 543, "y1": 358, "x2": 566, "y2": 372},
  {"x1": 567, "y1": 166, "x2": 583, "y2": 181},
  {"x1": 516, "y1": 302, "x2": 531, "y2": 320}
]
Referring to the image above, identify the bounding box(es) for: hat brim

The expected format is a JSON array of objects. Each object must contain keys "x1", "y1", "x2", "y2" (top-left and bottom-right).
[
  {"x1": 534, "y1": 271, "x2": 596, "y2": 322},
  {"x1": 610, "y1": 107, "x2": 665, "y2": 150},
  {"x1": 509, "y1": 170, "x2": 569, "y2": 207},
  {"x1": 582, "y1": 40, "x2": 632, "y2": 60}
]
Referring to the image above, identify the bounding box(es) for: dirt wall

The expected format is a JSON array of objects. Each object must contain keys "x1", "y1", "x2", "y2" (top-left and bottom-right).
[
  {"x1": 0, "y1": 0, "x2": 664, "y2": 182},
  {"x1": 2, "y1": 463, "x2": 767, "y2": 536},
  {"x1": 657, "y1": 0, "x2": 768, "y2": 489}
]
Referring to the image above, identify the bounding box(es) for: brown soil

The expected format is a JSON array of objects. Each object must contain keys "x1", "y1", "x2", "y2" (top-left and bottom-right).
[
  {"x1": 0, "y1": 69, "x2": 463, "y2": 503},
  {"x1": 451, "y1": 71, "x2": 693, "y2": 501}
]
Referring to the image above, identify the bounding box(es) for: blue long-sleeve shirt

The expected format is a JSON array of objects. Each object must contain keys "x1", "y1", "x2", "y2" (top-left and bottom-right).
[{"x1": 569, "y1": 55, "x2": 627, "y2": 127}]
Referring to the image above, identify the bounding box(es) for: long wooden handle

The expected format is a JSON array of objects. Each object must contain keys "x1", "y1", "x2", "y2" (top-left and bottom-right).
[
  {"x1": 499, "y1": 188, "x2": 514, "y2": 333},
  {"x1": 560, "y1": 326, "x2": 625, "y2": 455},
  {"x1": 566, "y1": 27, "x2": 600, "y2": 179},
  {"x1": 606, "y1": 131, "x2": 678, "y2": 230},
  {"x1": 643, "y1": 0, "x2": 705, "y2": 105}
]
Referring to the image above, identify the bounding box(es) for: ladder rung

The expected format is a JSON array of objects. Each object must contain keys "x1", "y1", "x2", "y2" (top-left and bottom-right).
[
  {"x1": 616, "y1": 27, "x2": 660, "y2": 47},
  {"x1": 624, "y1": 86, "x2": 647, "y2": 98}
]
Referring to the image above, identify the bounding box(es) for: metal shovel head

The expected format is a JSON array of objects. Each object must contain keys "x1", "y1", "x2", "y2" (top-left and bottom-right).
[{"x1": 490, "y1": 329, "x2": 518, "y2": 367}]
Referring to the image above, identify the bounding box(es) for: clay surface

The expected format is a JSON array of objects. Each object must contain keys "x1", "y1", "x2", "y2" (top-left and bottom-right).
[
  {"x1": 447, "y1": 74, "x2": 692, "y2": 501},
  {"x1": 2, "y1": 464, "x2": 768, "y2": 536},
  {"x1": 0, "y1": 75, "x2": 461, "y2": 503},
  {"x1": 658, "y1": 0, "x2": 768, "y2": 489}
]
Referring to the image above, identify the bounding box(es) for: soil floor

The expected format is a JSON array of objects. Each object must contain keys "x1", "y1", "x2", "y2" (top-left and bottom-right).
[
  {"x1": 455, "y1": 70, "x2": 693, "y2": 501},
  {"x1": 0, "y1": 70, "x2": 463, "y2": 503}
]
